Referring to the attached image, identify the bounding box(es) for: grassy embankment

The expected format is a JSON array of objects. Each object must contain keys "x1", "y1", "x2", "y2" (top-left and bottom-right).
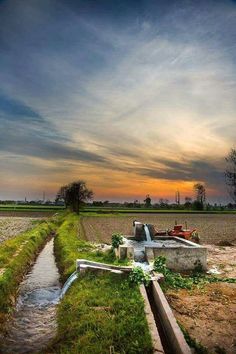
[
  {"x1": 49, "y1": 212, "x2": 153, "y2": 354},
  {"x1": 0, "y1": 219, "x2": 56, "y2": 326}
]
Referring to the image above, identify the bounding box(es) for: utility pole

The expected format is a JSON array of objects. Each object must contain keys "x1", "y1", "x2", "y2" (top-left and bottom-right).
[
  {"x1": 43, "y1": 191, "x2": 45, "y2": 202},
  {"x1": 175, "y1": 190, "x2": 180, "y2": 205}
]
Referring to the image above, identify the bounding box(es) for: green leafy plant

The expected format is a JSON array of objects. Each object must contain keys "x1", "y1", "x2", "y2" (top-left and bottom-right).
[
  {"x1": 129, "y1": 267, "x2": 151, "y2": 286},
  {"x1": 111, "y1": 233, "x2": 124, "y2": 249},
  {"x1": 153, "y1": 256, "x2": 236, "y2": 291},
  {"x1": 153, "y1": 256, "x2": 167, "y2": 274}
]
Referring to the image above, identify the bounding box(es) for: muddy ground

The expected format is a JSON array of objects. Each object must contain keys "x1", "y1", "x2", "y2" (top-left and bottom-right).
[
  {"x1": 166, "y1": 283, "x2": 236, "y2": 354},
  {"x1": 166, "y1": 245, "x2": 236, "y2": 353}
]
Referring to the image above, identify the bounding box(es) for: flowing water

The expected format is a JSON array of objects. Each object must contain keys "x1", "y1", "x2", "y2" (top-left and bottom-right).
[
  {"x1": 144, "y1": 224, "x2": 152, "y2": 242},
  {"x1": 60, "y1": 271, "x2": 78, "y2": 299},
  {"x1": 0, "y1": 238, "x2": 61, "y2": 353}
]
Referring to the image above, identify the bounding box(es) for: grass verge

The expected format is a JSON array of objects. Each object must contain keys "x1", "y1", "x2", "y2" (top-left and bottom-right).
[
  {"x1": 54, "y1": 212, "x2": 128, "y2": 282},
  {"x1": 49, "y1": 212, "x2": 153, "y2": 353},
  {"x1": 0, "y1": 219, "x2": 56, "y2": 325}
]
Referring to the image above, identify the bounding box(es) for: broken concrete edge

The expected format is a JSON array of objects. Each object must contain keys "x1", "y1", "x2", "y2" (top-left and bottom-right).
[
  {"x1": 139, "y1": 284, "x2": 165, "y2": 354},
  {"x1": 151, "y1": 280, "x2": 192, "y2": 354}
]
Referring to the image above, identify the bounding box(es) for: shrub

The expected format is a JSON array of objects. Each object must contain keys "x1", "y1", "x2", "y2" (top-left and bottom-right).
[{"x1": 111, "y1": 233, "x2": 123, "y2": 249}]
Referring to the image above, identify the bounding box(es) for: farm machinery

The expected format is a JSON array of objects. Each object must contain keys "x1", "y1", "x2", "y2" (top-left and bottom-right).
[{"x1": 145, "y1": 222, "x2": 200, "y2": 243}]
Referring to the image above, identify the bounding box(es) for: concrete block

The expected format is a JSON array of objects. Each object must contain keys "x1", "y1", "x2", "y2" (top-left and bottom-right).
[
  {"x1": 118, "y1": 245, "x2": 128, "y2": 259},
  {"x1": 118, "y1": 245, "x2": 134, "y2": 260}
]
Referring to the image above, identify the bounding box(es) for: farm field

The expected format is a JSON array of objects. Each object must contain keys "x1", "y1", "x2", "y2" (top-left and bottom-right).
[
  {"x1": 0, "y1": 217, "x2": 41, "y2": 243},
  {"x1": 0, "y1": 204, "x2": 64, "y2": 210},
  {"x1": 81, "y1": 213, "x2": 236, "y2": 244},
  {"x1": 0, "y1": 204, "x2": 64, "y2": 218}
]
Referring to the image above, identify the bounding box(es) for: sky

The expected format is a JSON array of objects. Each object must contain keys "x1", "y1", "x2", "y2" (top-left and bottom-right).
[{"x1": 0, "y1": 0, "x2": 236, "y2": 203}]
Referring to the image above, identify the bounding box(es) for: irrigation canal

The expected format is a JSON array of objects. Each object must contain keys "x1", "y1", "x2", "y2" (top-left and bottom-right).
[{"x1": 0, "y1": 238, "x2": 61, "y2": 353}]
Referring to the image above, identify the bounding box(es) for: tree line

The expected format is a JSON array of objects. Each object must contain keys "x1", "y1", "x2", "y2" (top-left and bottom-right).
[{"x1": 56, "y1": 148, "x2": 236, "y2": 213}]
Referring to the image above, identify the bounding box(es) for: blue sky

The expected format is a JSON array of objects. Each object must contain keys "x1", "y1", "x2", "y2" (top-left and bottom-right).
[{"x1": 0, "y1": 0, "x2": 236, "y2": 202}]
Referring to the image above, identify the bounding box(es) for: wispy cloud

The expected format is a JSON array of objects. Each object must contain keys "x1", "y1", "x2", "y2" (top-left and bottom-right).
[{"x1": 0, "y1": 0, "x2": 235, "y2": 201}]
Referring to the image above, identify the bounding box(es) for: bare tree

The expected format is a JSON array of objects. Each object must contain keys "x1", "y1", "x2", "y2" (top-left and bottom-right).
[
  {"x1": 225, "y1": 148, "x2": 236, "y2": 203},
  {"x1": 56, "y1": 181, "x2": 93, "y2": 213}
]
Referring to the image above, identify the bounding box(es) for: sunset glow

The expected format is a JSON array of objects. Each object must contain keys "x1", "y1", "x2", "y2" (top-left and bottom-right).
[{"x1": 0, "y1": 0, "x2": 235, "y2": 202}]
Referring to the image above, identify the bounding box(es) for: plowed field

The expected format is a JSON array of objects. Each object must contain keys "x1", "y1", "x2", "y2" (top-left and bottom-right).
[{"x1": 81, "y1": 213, "x2": 236, "y2": 244}]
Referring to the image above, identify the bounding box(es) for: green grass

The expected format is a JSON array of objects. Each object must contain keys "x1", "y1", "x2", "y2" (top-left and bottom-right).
[
  {"x1": 49, "y1": 212, "x2": 153, "y2": 354},
  {"x1": 0, "y1": 219, "x2": 56, "y2": 323},
  {"x1": 54, "y1": 212, "x2": 129, "y2": 282},
  {"x1": 81, "y1": 207, "x2": 236, "y2": 214},
  {"x1": 0, "y1": 204, "x2": 65, "y2": 212},
  {"x1": 49, "y1": 272, "x2": 152, "y2": 354}
]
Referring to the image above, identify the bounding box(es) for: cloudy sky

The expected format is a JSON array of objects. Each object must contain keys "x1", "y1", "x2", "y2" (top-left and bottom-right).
[{"x1": 0, "y1": 0, "x2": 235, "y2": 202}]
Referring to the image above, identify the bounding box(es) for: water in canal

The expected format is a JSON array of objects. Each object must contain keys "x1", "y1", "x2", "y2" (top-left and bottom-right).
[{"x1": 0, "y1": 238, "x2": 61, "y2": 353}]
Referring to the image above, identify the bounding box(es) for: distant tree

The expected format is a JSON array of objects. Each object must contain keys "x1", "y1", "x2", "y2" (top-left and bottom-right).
[
  {"x1": 184, "y1": 196, "x2": 192, "y2": 209},
  {"x1": 193, "y1": 183, "x2": 206, "y2": 210},
  {"x1": 227, "y1": 202, "x2": 235, "y2": 210},
  {"x1": 159, "y1": 198, "x2": 169, "y2": 208},
  {"x1": 144, "y1": 194, "x2": 151, "y2": 207},
  {"x1": 92, "y1": 201, "x2": 103, "y2": 206},
  {"x1": 56, "y1": 181, "x2": 93, "y2": 213},
  {"x1": 225, "y1": 148, "x2": 236, "y2": 203}
]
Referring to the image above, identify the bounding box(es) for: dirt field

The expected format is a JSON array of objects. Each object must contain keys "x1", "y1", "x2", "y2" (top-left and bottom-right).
[
  {"x1": 81, "y1": 214, "x2": 236, "y2": 244},
  {"x1": 166, "y1": 283, "x2": 236, "y2": 354},
  {"x1": 0, "y1": 217, "x2": 39, "y2": 243}
]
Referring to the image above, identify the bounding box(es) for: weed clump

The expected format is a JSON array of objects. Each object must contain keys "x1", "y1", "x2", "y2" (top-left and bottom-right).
[
  {"x1": 153, "y1": 256, "x2": 236, "y2": 291},
  {"x1": 129, "y1": 267, "x2": 151, "y2": 286}
]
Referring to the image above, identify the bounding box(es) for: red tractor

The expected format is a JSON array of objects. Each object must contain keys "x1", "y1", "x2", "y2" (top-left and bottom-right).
[{"x1": 168, "y1": 224, "x2": 199, "y2": 243}]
